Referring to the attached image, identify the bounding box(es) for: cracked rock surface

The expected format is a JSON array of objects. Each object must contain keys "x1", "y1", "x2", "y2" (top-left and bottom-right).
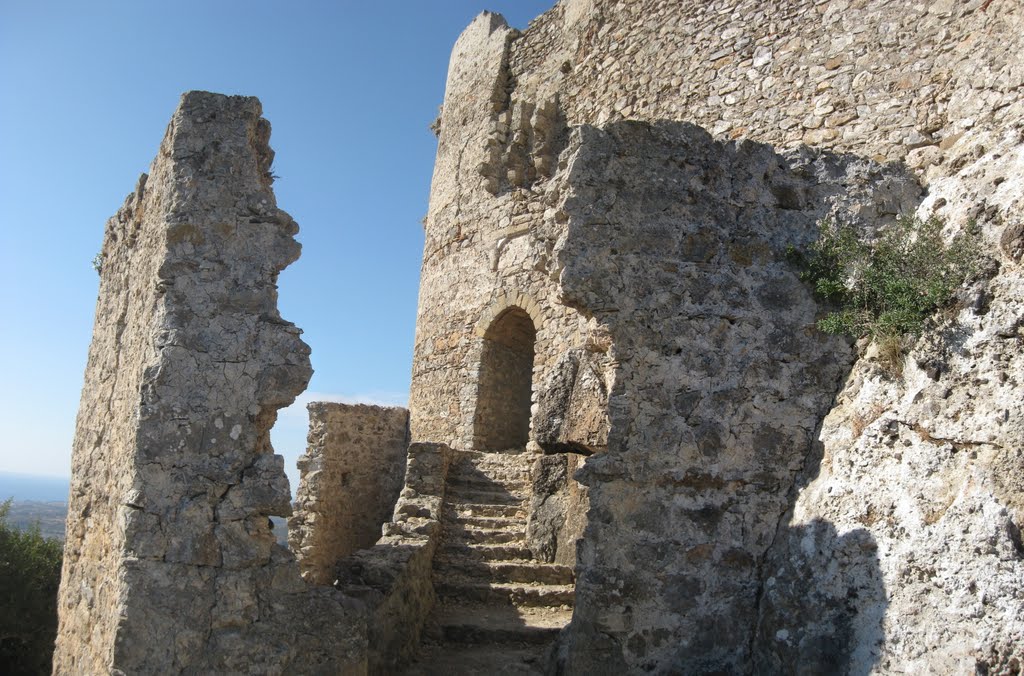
[{"x1": 759, "y1": 129, "x2": 1024, "y2": 675}]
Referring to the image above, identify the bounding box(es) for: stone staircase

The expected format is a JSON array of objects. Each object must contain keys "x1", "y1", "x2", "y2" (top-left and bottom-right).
[{"x1": 402, "y1": 450, "x2": 574, "y2": 675}]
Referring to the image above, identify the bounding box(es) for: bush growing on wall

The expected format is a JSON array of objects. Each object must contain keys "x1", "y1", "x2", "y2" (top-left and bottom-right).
[
  {"x1": 0, "y1": 500, "x2": 63, "y2": 675},
  {"x1": 789, "y1": 215, "x2": 983, "y2": 342}
]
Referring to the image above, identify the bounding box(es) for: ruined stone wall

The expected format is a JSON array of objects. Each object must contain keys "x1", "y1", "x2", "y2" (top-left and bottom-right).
[
  {"x1": 506, "y1": 0, "x2": 1022, "y2": 169},
  {"x1": 289, "y1": 402, "x2": 409, "y2": 585},
  {"x1": 414, "y1": 0, "x2": 1023, "y2": 453},
  {"x1": 54, "y1": 92, "x2": 364, "y2": 675},
  {"x1": 415, "y1": 2, "x2": 1023, "y2": 671},
  {"x1": 335, "y1": 442, "x2": 454, "y2": 675},
  {"x1": 551, "y1": 121, "x2": 921, "y2": 673}
]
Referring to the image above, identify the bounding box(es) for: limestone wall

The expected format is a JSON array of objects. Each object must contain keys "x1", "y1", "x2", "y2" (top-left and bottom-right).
[
  {"x1": 54, "y1": 92, "x2": 365, "y2": 675},
  {"x1": 412, "y1": 0, "x2": 1024, "y2": 671},
  {"x1": 414, "y1": 0, "x2": 1024, "y2": 453},
  {"x1": 289, "y1": 402, "x2": 410, "y2": 584},
  {"x1": 410, "y1": 14, "x2": 611, "y2": 454},
  {"x1": 505, "y1": 0, "x2": 1023, "y2": 171}
]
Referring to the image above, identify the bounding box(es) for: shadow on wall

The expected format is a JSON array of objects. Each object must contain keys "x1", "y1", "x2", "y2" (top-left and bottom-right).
[
  {"x1": 547, "y1": 119, "x2": 914, "y2": 673},
  {"x1": 751, "y1": 517, "x2": 887, "y2": 675}
]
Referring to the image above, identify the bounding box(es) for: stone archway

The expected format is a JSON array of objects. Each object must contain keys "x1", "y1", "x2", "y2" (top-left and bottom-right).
[{"x1": 472, "y1": 306, "x2": 537, "y2": 451}]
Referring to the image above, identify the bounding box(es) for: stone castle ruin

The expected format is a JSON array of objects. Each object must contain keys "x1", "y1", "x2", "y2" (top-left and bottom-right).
[{"x1": 55, "y1": 0, "x2": 1023, "y2": 674}]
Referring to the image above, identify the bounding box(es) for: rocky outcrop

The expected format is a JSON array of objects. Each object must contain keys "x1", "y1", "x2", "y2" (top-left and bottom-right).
[
  {"x1": 54, "y1": 92, "x2": 364, "y2": 675},
  {"x1": 526, "y1": 453, "x2": 588, "y2": 567},
  {"x1": 533, "y1": 348, "x2": 609, "y2": 454},
  {"x1": 290, "y1": 402, "x2": 410, "y2": 584},
  {"x1": 754, "y1": 128, "x2": 1024, "y2": 674}
]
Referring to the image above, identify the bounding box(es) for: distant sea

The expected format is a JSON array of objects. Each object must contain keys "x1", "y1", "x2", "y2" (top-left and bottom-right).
[
  {"x1": 0, "y1": 471, "x2": 71, "y2": 502},
  {"x1": 0, "y1": 472, "x2": 289, "y2": 545}
]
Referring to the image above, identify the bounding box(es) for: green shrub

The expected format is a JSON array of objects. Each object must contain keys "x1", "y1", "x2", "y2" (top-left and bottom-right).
[
  {"x1": 789, "y1": 215, "x2": 983, "y2": 341},
  {"x1": 0, "y1": 500, "x2": 63, "y2": 675}
]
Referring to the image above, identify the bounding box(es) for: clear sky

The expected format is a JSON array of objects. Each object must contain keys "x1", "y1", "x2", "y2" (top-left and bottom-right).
[{"x1": 0, "y1": 0, "x2": 556, "y2": 490}]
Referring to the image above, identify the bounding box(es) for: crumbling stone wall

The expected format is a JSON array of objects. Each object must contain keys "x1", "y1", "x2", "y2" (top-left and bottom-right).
[
  {"x1": 54, "y1": 92, "x2": 365, "y2": 675},
  {"x1": 413, "y1": 2, "x2": 1023, "y2": 671},
  {"x1": 289, "y1": 402, "x2": 410, "y2": 584},
  {"x1": 410, "y1": 13, "x2": 611, "y2": 456},
  {"x1": 335, "y1": 442, "x2": 453, "y2": 675},
  {"x1": 550, "y1": 121, "x2": 920, "y2": 673}
]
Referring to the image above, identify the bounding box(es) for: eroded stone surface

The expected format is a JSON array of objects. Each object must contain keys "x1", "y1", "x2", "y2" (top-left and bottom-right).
[
  {"x1": 758, "y1": 129, "x2": 1024, "y2": 674},
  {"x1": 335, "y1": 441, "x2": 453, "y2": 675},
  {"x1": 54, "y1": 91, "x2": 364, "y2": 675}
]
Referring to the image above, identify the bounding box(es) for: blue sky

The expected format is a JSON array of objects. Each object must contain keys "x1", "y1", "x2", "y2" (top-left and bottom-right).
[{"x1": 0, "y1": 0, "x2": 555, "y2": 490}]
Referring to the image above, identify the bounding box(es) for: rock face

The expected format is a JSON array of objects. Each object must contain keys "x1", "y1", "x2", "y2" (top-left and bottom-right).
[
  {"x1": 290, "y1": 403, "x2": 410, "y2": 584},
  {"x1": 754, "y1": 130, "x2": 1024, "y2": 674},
  {"x1": 54, "y1": 92, "x2": 364, "y2": 675}
]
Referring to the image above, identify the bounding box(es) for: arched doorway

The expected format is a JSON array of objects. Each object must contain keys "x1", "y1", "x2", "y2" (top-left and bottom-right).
[{"x1": 472, "y1": 306, "x2": 536, "y2": 451}]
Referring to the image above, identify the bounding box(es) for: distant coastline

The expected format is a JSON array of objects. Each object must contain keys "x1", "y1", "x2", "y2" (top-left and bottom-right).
[
  {"x1": 0, "y1": 472, "x2": 288, "y2": 544},
  {"x1": 0, "y1": 471, "x2": 71, "y2": 503}
]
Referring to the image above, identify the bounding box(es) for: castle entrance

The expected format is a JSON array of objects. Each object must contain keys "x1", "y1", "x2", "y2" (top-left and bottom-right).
[
  {"x1": 402, "y1": 304, "x2": 575, "y2": 672},
  {"x1": 472, "y1": 306, "x2": 536, "y2": 452}
]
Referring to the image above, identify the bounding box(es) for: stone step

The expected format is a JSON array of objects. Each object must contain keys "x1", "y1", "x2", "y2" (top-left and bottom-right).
[
  {"x1": 435, "y1": 559, "x2": 575, "y2": 585},
  {"x1": 450, "y1": 450, "x2": 532, "y2": 467},
  {"x1": 446, "y1": 474, "x2": 529, "y2": 494},
  {"x1": 446, "y1": 469, "x2": 528, "y2": 485},
  {"x1": 445, "y1": 513, "x2": 525, "y2": 530},
  {"x1": 449, "y1": 466, "x2": 529, "y2": 478},
  {"x1": 435, "y1": 580, "x2": 575, "y2": 608},
  {"x1": 445, "y1": 502, "x2": 524, "y2": 518},
  {"x1": 458, "y1": 448, "x2": 529, "y2": 459},
  {"x1": 400, "y1": 643, "x2": 548, "y2": 675},
  {"x1": 445, "y1": 485, "x2": 526, "y2": 505},
  {"x1": 451, "y1": 458, "x2": 532, "y2": 476},
  {"x1": 439, "y1": 542, "x2": 535, "y2": 562},
  {"x1": 445, "y1": 526, "x2": 525, "y2": 545},
  {"x1": 434, "y1": 604, "x2": 573, "y2": 645}
]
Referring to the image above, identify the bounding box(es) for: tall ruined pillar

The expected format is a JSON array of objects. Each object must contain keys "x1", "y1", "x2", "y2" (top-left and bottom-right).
[{"x1": 53, "y1": 92, "x2": 365, "y2": 674}]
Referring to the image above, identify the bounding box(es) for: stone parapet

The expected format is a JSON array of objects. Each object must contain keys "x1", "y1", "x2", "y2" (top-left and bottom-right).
[
  {"x1": 290, "y1": 402, "x2": 410, "y2": 584},
  {"x1": 335, "y1": 442, "x2": 453, "y2": 675}
]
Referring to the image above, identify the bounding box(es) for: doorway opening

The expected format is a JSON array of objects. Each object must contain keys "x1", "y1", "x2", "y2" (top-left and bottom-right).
[{"x1": 472, "y1": 306, "x2": 536, "y2": 451}]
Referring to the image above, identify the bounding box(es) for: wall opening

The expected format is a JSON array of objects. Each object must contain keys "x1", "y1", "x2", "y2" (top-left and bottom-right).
[{"x1": 473, "y1": 306, "x2": 537, "y2": 451}]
